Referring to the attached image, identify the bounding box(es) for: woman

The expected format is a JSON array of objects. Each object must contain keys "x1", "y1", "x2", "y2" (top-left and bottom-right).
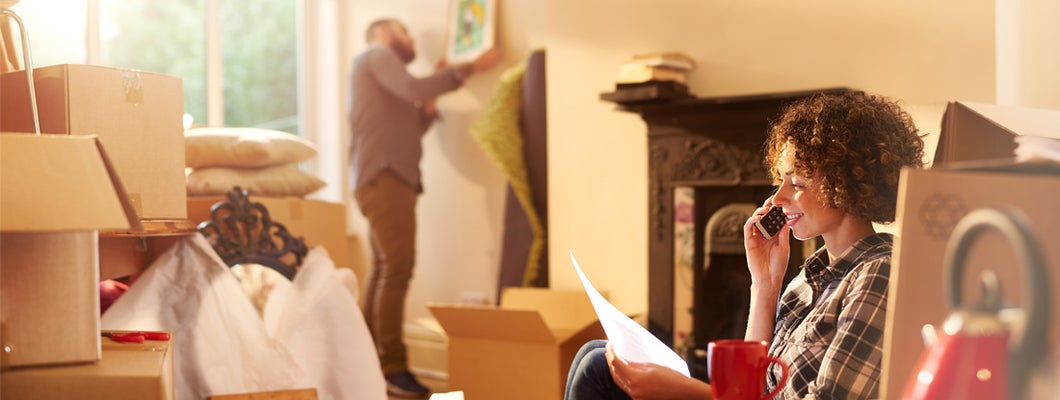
[{"x1": 564, "y1": 91, "x2": 925, "y2": 400}]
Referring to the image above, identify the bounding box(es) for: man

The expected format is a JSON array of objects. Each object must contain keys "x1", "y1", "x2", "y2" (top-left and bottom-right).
[{"x1": 348, "y1": 18, "x2": 499, "y2": 398}]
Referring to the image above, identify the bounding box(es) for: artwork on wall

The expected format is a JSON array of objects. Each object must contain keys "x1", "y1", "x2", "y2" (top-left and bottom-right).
[{"x1": 445, "y1": 0, "x2": 496, "y2": 63}]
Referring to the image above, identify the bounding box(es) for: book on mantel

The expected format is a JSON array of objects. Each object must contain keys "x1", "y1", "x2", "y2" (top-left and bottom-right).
[
  {"x1": 616, "y1": 52, "x2": 694, "y2": 85},
  {"x1": 602, "y1": 52, "x2": 695, "y2": 105},
  {"x1": 600, "y1": 80, "x2": 693, "y2": 105},
  {"x1": 631, "y1": 52, "x2": 696, "y2": 69},
  {"x1": 616, "y1": 64, "x2": 688, "y2": 85}
]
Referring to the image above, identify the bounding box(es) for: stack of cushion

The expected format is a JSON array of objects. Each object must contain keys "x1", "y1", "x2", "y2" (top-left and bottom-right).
[{"x1": 184, "y1": 127, "x2": 325, "y2": 197}]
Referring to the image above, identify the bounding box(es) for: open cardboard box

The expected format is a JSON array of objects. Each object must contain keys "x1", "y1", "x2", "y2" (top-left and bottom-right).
[
  {"x1": 1, "y1": 331, "x2": 175, "y2": 400},
  {"x1": 0, "y1": 133, "x2": 139, "y2": 369},
  {"x1": 881, "y1": 101, "x2": 1060, "y2": 399},
  {"x1": 429, "y1": 287, "x2": 607, "y2": 400},
  {"x1": 0, "y1": 64, "x2": 186, "y2": 220}
]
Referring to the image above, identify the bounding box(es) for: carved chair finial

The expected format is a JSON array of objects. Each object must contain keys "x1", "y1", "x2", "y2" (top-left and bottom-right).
[{"x1": 197, "y1": 186, "x2": 308, "y2": 280}]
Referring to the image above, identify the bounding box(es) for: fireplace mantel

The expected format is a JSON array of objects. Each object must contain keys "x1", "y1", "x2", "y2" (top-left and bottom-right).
[{"x1": 603, "y1": 87, "x2": 852, "y2": 366}]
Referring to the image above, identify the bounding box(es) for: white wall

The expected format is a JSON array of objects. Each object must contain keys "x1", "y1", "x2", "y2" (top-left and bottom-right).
[
  {"x1": 332, "y1": 0, "x2": 1060, "y2": 338},
  {"x1": 1019, "y1": 0, "x2": 1060, "y2": 108},
  {"x1": 338, "y1": 0, "x2": 548, "y2": 330},
  {"x1": 545, "y1": 0, "x2": 999, "y2": 315}
]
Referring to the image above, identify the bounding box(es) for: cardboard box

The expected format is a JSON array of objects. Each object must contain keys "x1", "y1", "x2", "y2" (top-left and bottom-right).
[
  {"x1": 0, "y1": 133, "x2": 139, "y2": 232},
  {"x1": 1, "y1": 332, "x2": 175, "y2": 400},
  {"x1": 429, "y1": 287, "x2": 607, "y2": 400},
  {"x1": 187, "y1": 196, "x2": 352, "y2": 270},
  {"x1": 881, "y1": 164, "x2": 1060, "y2": 399},
  {"x1": 934, "y1": 101, "x2": 1060, "y2": 166},
  {"x1": 1, "y1": 133, "x2": 139, "y2": 369},
  {"x1": 99, "y1": 235, "x2": 182, "y2": 281},
  {"x1": 1, "y1": 64, "x2": 186, "y2": 219}
]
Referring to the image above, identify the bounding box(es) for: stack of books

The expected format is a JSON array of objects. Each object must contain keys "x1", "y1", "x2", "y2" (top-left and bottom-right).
[
  {"x1": 617, "y1": 52, "x2": 695, "y2": 85},
  {"x1": 601, "y1": 52, "x2": 695, "y2": 105}
]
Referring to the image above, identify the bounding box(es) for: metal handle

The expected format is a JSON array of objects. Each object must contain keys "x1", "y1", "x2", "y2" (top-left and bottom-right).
[
  {"x1": 1, "y1": 7, "x2": 40, "y2": 135},
  {"x1": 944, "y1": 207, "x2": 1050, "y2": 400}
]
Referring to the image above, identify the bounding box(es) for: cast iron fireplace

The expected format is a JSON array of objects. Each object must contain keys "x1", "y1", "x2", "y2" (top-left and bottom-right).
[{"x1": 603, "y1": 86, "x2": 849, "y2": 379}]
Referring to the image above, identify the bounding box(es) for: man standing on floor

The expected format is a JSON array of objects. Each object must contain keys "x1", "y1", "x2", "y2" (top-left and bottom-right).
[{"x1": 347, "y1": 18, "x2": 500, "y2": 399}]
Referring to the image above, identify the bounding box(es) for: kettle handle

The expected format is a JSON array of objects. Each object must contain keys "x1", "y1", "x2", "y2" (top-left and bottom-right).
[{"x1": 944, "y1": 207, "x2": 1051, "y2": 400}]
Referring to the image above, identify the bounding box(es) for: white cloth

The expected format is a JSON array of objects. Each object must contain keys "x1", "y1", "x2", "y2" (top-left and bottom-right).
[{"x1": 101, "y1": 234, "x2": 385, "y2": 400}]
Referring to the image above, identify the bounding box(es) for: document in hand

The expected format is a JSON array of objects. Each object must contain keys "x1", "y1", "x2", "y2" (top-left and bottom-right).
[{"x1": 570, "y1": 251, "x2": 691, "y2": 377}]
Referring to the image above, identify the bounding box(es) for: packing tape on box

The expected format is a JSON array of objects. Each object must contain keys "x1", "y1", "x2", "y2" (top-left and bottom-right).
[{"x1": 119, "y1": 70, "x2": 144, "y2": 105}]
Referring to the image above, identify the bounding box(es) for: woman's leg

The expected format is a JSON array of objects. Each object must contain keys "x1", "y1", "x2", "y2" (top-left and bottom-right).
[{"x1": 564, "y1": 340, "x2": 632, "y2": 400}]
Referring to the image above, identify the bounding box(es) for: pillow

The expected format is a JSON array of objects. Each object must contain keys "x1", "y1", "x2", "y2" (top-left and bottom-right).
[
  {"x1": 185, "y1": 127, "x2": 318, "y2": 168},
  {"x1": 187, "y1": 166, "x2": 326, "y2": 197}
]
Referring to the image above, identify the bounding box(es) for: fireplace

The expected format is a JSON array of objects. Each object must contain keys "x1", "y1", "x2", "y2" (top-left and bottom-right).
[{"x1": 603, "y1": 87, "x2": 849, "y2": 379}]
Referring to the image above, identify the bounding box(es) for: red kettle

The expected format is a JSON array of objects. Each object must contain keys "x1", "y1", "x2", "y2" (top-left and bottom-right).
[{"x1": 902, "y1": 207, "x2": 1051, "y2": 400}]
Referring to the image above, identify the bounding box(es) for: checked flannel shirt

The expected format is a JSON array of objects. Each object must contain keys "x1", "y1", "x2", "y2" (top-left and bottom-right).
[{"x1": 766, "y1": 233, "x2": 893, "y2": 400}]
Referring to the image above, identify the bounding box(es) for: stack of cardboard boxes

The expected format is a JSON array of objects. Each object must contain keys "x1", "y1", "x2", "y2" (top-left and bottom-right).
[{"x1": 0, "y1": 64, "x2": 185, "y2": 399}]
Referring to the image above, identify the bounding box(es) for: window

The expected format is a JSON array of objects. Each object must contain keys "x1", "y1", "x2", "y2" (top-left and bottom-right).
[{"x1": 10, "y1": 0, "x2": 300, "y2": 135}]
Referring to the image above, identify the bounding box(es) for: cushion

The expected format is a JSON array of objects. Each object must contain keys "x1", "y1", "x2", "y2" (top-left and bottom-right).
[
  {"x1": 187, "y1": 166, "x2": 326, "y2": 197},
  {"x1": 185, "y1": 127, "x2": 318, "y2": 168}
]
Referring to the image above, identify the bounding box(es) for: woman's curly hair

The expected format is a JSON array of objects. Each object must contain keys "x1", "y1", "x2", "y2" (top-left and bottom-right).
[{"x1": 765, "y1": 91, "x2": 926, "y2": 223}]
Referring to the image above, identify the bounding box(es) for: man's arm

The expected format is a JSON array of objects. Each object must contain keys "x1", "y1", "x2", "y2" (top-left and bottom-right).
[{"x1": 365, "y1": 47, "x2": 464, "y2": 104}]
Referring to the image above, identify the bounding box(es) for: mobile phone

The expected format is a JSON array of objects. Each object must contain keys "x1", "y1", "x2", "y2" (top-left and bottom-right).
[{"x1": 754, "y1": 206, "x2": 786, "y2": 240}]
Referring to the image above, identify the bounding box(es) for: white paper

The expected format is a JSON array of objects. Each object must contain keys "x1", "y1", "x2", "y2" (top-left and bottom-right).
[
  {"x1": 428, "y1": 391, "x2": 465, "y2": 400},
  {"x1": 570, "y1": 251, "x2": 691, "y2": 377}
]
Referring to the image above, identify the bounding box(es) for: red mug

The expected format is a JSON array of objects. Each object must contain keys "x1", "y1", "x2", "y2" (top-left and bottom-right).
[{"x1": 708, "y1": 339, "x2": 789, "y2": 400}]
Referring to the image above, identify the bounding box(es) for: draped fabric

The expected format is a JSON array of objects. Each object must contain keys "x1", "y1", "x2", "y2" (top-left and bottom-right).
[
  {"x1": 101, "y1": 234, "x2": 386, "y2": 400},
  {"x1": 470, "y1": 60, "x2": 545, "y2": 286}
]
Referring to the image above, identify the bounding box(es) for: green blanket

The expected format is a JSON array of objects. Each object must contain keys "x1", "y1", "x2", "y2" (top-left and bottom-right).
[{"x1": 470, "y1": 61, "x2": 545, "y2": 286}]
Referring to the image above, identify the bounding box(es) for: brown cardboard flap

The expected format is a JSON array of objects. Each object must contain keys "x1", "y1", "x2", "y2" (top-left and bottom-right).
[
  {"x1": 956, "y1": 101, "x2": 1060, "y2": 139},
  {"x1": 428, "y1": 304, "x2": 556, "y2": 343},
  {"x1": 0, "y1": 133, "x2": 138, "y2": 232},
  {"x1": 500, "y1": 287, "x2": 598, "y2": 331},
  {"x1": 935, "y1": 101, "x2": 1060, "y2": 166}
]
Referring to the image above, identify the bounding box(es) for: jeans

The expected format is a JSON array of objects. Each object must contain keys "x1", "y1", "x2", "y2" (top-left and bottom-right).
[
  {"x1": 355, "y1": 171, "x2": 418, "y2": 375},
  {"x1": 565, "y1": 340, "x2": 632, "y2": 400}
]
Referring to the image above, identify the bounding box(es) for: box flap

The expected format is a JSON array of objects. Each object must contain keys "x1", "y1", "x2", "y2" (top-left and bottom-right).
[
  {"x1": 555, "y1": 319, "x2": 607, "y2": 345},
  {"x1": 958, "y1": 101, "x2": 1060, "y2": 140},
  {"x1": 1, "y1": 133, "x2": 140, "y2": 231},
  {"x1": 428, "y1": 304, "x2": 557, "y2": 343},
  {"x1": 500, "y1": 287, "x2": 599, "y2": 331},
  {"x1": 935, "y1": 101, "x2": 1060, "y2": 165}
]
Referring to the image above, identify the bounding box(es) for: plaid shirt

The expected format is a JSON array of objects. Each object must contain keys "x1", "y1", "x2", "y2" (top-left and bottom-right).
[{"x1": 766, "y1": 233, "x2": 892, "y2": 400}]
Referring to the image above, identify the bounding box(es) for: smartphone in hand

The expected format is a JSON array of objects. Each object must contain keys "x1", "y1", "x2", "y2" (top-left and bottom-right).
[{"x1": 754, "y1": 206, "x2": 786, "y2": 240}]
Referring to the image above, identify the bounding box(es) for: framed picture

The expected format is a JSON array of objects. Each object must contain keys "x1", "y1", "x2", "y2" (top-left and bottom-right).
[{"x1": 445, "y1": 0, "x2": 496, "y2": 64}]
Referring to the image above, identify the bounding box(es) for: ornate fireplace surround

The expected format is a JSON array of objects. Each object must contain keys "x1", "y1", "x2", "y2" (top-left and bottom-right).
[{"x1": 604, "y1": 87, "x2": 849, "y2": 377}]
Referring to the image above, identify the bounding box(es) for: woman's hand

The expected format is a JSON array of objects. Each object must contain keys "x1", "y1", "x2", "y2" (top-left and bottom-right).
[
  {"x1": 743, "y1": 197, "x2": 791, "y2": 291},
  {"x1": 605, "y1": 343, "x2": 712, "y2": 400},
  {"x1": 743, "y1": 197, "x2": 791, "y2": 341}
]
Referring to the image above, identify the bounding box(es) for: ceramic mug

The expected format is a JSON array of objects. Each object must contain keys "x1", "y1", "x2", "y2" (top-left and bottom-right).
[{"x1": 708, "y1": 339, "x2": 789, "y2": 400}]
